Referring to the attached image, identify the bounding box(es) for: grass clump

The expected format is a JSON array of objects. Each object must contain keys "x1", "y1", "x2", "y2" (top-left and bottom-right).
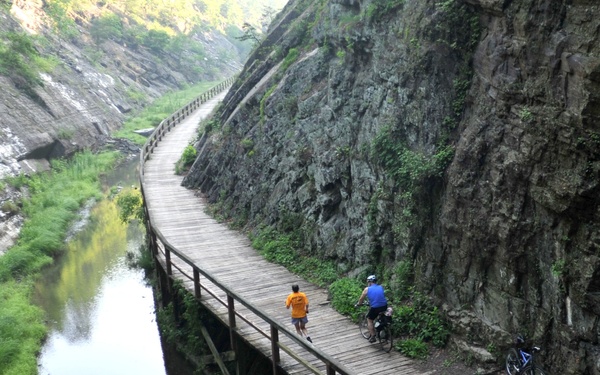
[
  {"x1": 397, "y1": 338, "x2": 429, "y2": 359},
  {"x1": 175, "y1": 144, "x2": 197, "y2": 175},
  {"x1": 0, "y1": 281, "x2": 47, "y2": 375}
]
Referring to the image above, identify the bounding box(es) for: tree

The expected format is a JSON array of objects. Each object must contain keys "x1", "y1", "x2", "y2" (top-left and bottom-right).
[
  {"x1": 235, "y1": 22, "x2": 261, "y2": 45},
  {"x1": 90, "y1": 13, "x2": 123, "y2": 44},
  {"x1": 143, "y1": 29, "x2": 170, "y2": 53}
]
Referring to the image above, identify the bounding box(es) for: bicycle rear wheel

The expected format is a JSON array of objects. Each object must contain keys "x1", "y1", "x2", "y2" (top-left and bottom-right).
[
  {"x1": 378, "y1": 326, "x2": 393, "y2": 353},
  {"x1": 505, "y1": 348, "x2": 520, "y2": 375},
  {"x1": 359, "y1": 315, "x2": 370, "y2": 339}
]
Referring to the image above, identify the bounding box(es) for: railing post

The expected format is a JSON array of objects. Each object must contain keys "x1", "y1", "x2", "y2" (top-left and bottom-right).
[
  {"x1": 271, "y1": 325, "x2": 280, "y2": 374},
  {"x1": 326, "y1": 365, "x2": 336, "y2": 375},
  {"x1": 194, "y1": 268, "x2": 201, "y2": 298},
  {"x1": 227, "y1": 294, "x2": 237, "y2": 352}
]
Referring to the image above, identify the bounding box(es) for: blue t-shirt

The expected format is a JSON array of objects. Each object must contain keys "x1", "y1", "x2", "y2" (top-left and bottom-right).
[{"x1": 367, "y1": 284, "x2": 387, "y2": 308}]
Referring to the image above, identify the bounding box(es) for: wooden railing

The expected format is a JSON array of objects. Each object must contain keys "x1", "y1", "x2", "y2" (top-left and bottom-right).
[
  {"x1": 138, "y1": 80, "x2": 353, "y2": 375},
  {"x1": 139, "y1": 78, "x2": 234, "y2": 166}
]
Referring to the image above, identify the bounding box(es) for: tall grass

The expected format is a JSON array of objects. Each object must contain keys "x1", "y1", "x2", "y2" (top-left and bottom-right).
[
  {"x1": 0, "y1": 150, "x2": 119, "y2": 374},
  {"x1": 0, "y1": 281, "x2": 46, "y2": 375},
  {"x1": 113, "y1": 81, "x2": 219, "y2": 145}
]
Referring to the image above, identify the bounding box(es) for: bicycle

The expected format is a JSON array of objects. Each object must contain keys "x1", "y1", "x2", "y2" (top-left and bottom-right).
[
  {"x1": 358, "y1": 303, "x2": 393, "y2": 352},
  {"x1": 505, "y1": 335, "x2": 548, "y2": 375}
]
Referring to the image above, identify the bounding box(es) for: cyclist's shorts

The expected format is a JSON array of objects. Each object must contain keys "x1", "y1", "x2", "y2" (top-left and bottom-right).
[
  {"x1": 367, "y1": 305, "x2": 388, "y2": 320},
  {"x1": 291, "y1": 316, "x2": 308, "y2": 325}
]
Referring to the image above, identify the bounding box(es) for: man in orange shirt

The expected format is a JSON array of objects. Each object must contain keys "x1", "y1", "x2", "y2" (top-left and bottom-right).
[{"x1": 285, "y1": 284, "x2": 312, "y2": 343}]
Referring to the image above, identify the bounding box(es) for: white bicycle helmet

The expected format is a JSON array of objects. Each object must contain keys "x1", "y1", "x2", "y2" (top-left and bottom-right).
[{"x1": 367, "y1": 275, "x2": 377, "y2": 282}]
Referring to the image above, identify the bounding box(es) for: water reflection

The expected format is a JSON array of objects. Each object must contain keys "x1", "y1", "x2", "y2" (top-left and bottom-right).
[
  {"x1": 36, "y1": 201, "x2": 128, "y2": 339},
  {"x1": 35, "y1": 158, "x2": 168, "y2": 375}
]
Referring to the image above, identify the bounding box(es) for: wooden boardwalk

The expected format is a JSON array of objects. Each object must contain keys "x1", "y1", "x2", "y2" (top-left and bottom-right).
[{"x1": 141, "y1": 88, "x2": 432, "y2": 375}]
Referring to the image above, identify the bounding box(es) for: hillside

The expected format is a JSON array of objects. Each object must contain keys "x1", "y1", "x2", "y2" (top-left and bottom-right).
[
  {"x1": 182, "y1": 0, "x2": 600, "y2": 373},
  {"x1": 0, "y1": 0, "x2": 286, "y2": 253}
]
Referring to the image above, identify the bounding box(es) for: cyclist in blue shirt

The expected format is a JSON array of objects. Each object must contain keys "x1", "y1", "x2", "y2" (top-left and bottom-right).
[{"x1": 355, "y1": 275, "x2": 388, "y2": 342}]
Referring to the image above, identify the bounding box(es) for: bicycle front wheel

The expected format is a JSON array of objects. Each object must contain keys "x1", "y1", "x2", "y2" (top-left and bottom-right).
[
  {"x1": 359, "y1": 315, "x2": 370, "y2": 339},
  {"x1": 505, "y1": 348, "x2": 520, "y2": 375},
  {"x1": 378, "y1": 326, "x2": 393, "y2": 353}
]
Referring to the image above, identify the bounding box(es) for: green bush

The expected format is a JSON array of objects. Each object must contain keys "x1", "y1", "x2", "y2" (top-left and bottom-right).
[
  {"x1": 240, "y1": 138, "x2": 254, "y2": 151},
  {"x1": 181, "y1": 145, "x2": 197, "y2": 166},
  {"x1": 143, "y1": 29, "x2": 170, "y2": 53},
  {"x1": 175, "y1": 145, "x2": 198, "y2": 174},
  {"x1": 397, "y1": 338, "x2": 429, "y2": 359},
  {"x1": 392, "y1": 292, "x2": 449, "y2": 347},
  {"x1": 0, "y1": 32, "x2": 44, "y2": 88},
  {"x1": 116, "y1": 187, "x2": 145, "y2": 223},
  {"x1": 44, "y1": 0, "x2": 78, "y2": 39},
  {"x1": 329, "y1": 278, "x2": 364, "y2": 320},
  {"x1": 90, "y1": 13, "x2": 123, "y2": 44}
]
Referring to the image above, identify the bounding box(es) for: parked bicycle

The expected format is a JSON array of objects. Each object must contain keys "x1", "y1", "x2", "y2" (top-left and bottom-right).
[
  {"x1": 505, "y1": 335, "x2": 548, "y2": 375},
  {"x1": 358, "y1": 302, "x2": 393, "y2": 352}
]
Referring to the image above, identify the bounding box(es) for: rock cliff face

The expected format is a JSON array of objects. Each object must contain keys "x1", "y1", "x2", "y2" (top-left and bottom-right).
[
  {"x1": 0, "y1": 0, "x2": 245, "y2": 253},
  {"x1": 183, "y1": 0, "x2": 600, "y2": 372}
]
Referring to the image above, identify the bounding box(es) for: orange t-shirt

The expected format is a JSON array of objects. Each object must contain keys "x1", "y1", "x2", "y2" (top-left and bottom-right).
[{"x1": 286, "y1": 292, "x2": 308, "y2": 318}]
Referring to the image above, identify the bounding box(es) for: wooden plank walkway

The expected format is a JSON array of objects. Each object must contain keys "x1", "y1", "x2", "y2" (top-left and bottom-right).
[{"x1": 141, "y1": 89, "x2": 432, "y2": 375}]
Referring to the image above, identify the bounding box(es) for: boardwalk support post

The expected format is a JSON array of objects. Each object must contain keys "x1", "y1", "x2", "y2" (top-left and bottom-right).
[
  {"x1": 270, "y1": 325, "x2": 280, "y2": 374},
  {"x1": 165, "y1": 247, "x2": 172, "y2": 276},
  {"x1": 327, "y1": 365, "x2": 336, "y2": 375},
  {"x1": 199, "y1": 324, "x2": 231, "y2": 375}
]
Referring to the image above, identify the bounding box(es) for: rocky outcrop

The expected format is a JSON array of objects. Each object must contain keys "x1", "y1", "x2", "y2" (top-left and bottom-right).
[{"x1": 183, "y1": 0, "x2": 600, "y2": 372}]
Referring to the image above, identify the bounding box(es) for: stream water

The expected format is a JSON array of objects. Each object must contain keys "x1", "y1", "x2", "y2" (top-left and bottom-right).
[{"x1": 34, "y1": 158, "x2": 193, "y2": 375}]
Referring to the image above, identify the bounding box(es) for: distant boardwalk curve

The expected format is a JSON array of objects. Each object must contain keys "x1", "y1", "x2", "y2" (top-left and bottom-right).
[{"x1": 139, "y1": 81, "x2": 432, "y2": 375}]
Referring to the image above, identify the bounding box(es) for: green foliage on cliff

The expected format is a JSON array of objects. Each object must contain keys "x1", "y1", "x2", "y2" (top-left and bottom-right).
[
  {"x1": 0, "y1": 32, "x2": 57, "y2": 90},
  {"x1": 369, "y1": 126, "x2": 454, "y2": 240},
  {"x1": 365, "y1": 0, "x2": 405, "y2": 21}
]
